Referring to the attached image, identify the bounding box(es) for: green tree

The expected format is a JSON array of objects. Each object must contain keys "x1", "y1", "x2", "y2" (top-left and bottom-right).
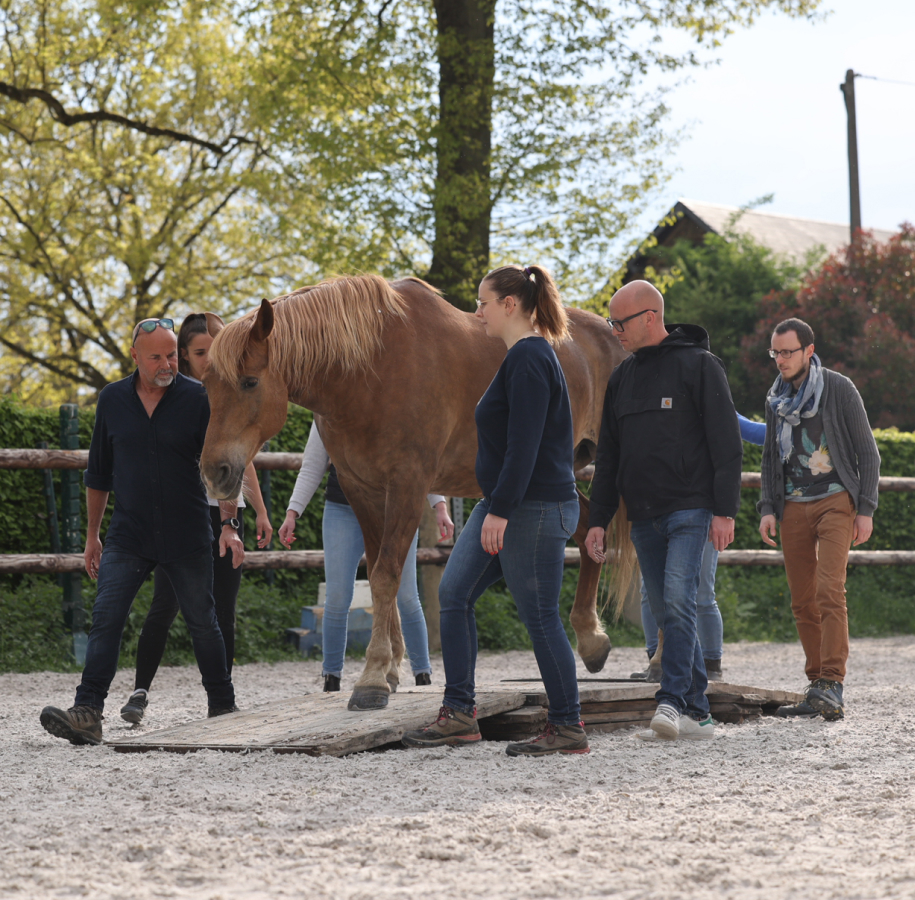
[
  {"x1": 741, "y1": 225, "x2": 915, "y2": 428},
  {"x1": 0, "y1": 0, "x2": 825, "y2": 403}
]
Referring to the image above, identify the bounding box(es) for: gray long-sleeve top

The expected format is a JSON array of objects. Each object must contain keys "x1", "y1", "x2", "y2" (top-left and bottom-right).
[{"x1": 757, "y1": 368, "x2": 881, "y2": 520}]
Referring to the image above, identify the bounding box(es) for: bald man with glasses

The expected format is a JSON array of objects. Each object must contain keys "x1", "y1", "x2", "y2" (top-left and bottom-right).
[
  {"x1": 759, "y1": 317, "x2": 880, "y2": 723},
  {"x1": 40, "y1": 318, "x2": 243, "y2": 745}
]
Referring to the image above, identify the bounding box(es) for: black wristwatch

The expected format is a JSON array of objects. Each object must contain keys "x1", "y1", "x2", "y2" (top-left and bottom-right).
[{"x1": 220, "y1": 517, "x2": 241, "y2": 532}]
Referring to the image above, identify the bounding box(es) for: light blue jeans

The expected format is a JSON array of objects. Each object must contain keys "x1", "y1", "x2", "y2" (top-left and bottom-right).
[
  {"x1": 321, "y1": 500, "x2": 431, "y2": 678},
  {"x1": 640, "y1": 540, "x2": 722, "y2": 660},
  {"x1": 630, "y1": 508, "x2": 712, "y2": 719},
  {"x1": 439, "y1": 497, "x2": 582, "y2": 726}
]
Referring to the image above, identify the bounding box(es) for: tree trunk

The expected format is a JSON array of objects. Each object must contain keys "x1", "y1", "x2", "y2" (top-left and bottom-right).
[{"x1": 427, "y1": 0, "x2": 496, "y2": 311}]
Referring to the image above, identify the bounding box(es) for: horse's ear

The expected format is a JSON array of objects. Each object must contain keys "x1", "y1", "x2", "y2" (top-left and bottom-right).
[
  {"x1": 204, "y1": 312, "x2": 225, "y2": 338},
  {"x1": 249, "y1": 298, "x2": 274, "y2": 344}
]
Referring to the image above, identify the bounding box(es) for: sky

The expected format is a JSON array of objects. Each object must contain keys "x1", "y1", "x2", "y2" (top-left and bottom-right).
[{"x1": 630, "y1": 0, "x2": 915, "y2": 242}]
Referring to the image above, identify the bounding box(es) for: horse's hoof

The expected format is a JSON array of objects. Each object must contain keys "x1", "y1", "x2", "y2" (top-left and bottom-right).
[
  {"x1": 347, "y1": 687, "x2": 390, "y2": 711},
  {"x1": 581, "y1": 636, "x2": 612, "y2": 673}
]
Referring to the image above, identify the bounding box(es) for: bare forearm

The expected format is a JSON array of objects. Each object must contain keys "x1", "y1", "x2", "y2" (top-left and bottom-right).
[
  {"x1": 242, "y1": 461, "x2": 267, "y2": 516},
  {"x1": 86, "y1": 488, "x2": 109, "y2": 537}
]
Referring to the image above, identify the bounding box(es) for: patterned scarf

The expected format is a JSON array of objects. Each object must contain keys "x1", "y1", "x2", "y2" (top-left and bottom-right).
[{"x1": 767, "y1": 353, "x2": 824, "y2": 463}]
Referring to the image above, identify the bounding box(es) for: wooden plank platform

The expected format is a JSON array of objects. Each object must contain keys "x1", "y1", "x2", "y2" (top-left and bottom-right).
[
  {"x1": 107, "y1": 686, "x2": 527, "y2": 757},
  {"x1": 107, "y1": 681, "x2": 804, "y2": 756}
]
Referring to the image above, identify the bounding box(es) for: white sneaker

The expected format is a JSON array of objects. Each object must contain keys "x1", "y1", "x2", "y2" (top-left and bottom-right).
[
  {"x1": 650, "y1": 702, "x2": 680, "y2": 740},
  {"x1": 677, "y1": 714, "x2": 715, "y2": 740},
  {"x1": 637, "y1": 713, "x2": 715, "y2": 742}
]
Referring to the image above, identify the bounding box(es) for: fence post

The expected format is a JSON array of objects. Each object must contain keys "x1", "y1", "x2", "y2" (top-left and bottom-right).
[
  {"x1": 37, "y1": 441, "x2": 62, "y2": 556},
  {"x1": 59, "y1": 404, "x2": 87, "y2": 665},
  {"x1": 259, "y1": 441, "x2": 274, "y2": 586}
]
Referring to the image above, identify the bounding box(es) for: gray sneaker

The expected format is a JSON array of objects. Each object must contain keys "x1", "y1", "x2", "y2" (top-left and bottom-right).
[{"x1": 120, "y1": 689, "x2": 148, "y2": 724}]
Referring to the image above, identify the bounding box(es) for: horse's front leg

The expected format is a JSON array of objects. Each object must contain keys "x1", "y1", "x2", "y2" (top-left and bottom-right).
[
  {"x1": 570, "y1": 491, "x2": 612, "y2": 673},
  {"x1": 347, "y1": 501, "x2": 422, "y2": 711}
]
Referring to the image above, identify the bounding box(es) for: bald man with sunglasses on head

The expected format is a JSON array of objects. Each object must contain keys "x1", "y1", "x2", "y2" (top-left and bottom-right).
[{"x1": 40, "y1": 318, "x2": 243, "y2": 746}]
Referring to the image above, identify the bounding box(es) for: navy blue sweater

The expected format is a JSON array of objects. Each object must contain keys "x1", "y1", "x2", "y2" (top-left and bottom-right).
[{"x1": 475, "y1": 336, "x2": 577, "y2": 519}]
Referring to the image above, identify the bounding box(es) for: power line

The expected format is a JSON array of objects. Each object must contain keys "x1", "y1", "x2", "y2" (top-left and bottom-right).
[{"x1": 856, "y1": 74, "x2": 915, "y2": 87}]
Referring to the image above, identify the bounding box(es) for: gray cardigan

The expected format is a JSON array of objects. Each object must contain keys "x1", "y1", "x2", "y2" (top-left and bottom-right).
[{"x1": 758, "y1": 368, "x2": 881, "y2": 520}]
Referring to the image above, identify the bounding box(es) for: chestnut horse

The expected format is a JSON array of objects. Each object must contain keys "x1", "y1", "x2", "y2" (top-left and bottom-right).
[{"x1": 199, "y1": 275, "x2": 633, "y2": 710}]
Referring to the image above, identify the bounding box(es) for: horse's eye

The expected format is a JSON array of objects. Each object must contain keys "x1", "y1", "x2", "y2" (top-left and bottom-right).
[{"x1": 241, "y1": 377, "x2": 259, "y2": 390}]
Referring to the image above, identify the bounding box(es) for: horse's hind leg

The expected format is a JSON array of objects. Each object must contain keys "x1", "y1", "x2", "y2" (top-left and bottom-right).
[
  {"x1": 385, "y1": 604, "x2": 405, "y2": 693},
  {"x1": 570, "y1": 491, "x2": 612, "y2": 673}
]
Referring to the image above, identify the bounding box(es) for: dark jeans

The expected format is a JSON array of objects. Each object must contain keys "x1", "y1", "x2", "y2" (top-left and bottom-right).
[
  {"x1": 439, "y1": 496, "x2": 581, "y2": 726},
  {"x1": 630, "y1": 508, "x2": 712, "y2": 719},
  {"x1": 75, "y1": 544, "x2": 234, "y2": 711},
  {"x1": 135, "y1": 507, "x2": 243, "y2": 690}
]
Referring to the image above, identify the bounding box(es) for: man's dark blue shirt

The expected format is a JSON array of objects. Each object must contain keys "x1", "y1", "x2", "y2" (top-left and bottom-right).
[{"x1": 84, "y1": 371, "x2": 213, "y2": 562}]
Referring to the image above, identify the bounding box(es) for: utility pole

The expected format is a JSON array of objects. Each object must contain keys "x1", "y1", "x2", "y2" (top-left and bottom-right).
[{"x1": 840, "y1": 69, "x2": 862, "y2": 242}]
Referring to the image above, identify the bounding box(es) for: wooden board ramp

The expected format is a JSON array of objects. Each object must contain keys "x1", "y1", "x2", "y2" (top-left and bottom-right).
[
  {"x1": 107, "y1": 681, "x2": 803, "y2": 756},
  {"x1": 107, "y1": 686, "x2": 527, "y2": 757},
  {"x1": 480, "y1": 681, "x2": 805, "y2": 740}
]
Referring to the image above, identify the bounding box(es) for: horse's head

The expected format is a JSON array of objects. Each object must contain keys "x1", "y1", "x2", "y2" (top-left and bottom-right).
[{"x1": 200, "y1": 299, "x2": 289, "y2": 500}]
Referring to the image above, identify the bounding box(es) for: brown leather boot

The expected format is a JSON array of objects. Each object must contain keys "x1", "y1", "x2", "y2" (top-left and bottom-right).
[
  {"x1": 402, "y1": 706, "x2": 481, "y2": 748},
  {"x1": 40, "y1": 705, "x2": 103, "y2": 745},
  {"x1": 505, "y1": 722, "x2": 590, "y2": 757}
]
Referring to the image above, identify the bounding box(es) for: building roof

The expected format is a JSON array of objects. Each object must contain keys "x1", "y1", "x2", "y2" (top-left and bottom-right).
[{"x1": 659, "y1": 199, "x2": 897, "y2": 264}]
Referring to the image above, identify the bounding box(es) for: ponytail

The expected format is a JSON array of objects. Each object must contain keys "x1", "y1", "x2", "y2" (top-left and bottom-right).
[{"x1": 482, "y1": 264, "x2": 569, "y2": 344}]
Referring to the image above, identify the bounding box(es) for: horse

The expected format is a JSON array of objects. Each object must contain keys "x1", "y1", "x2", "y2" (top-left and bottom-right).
[{"x1": 199, "y1": 274, "x2": 634, "y2": 710}]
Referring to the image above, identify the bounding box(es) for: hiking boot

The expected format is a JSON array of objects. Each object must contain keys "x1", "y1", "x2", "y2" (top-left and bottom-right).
[
  {"x1": 40, "y1": 705, "x2": 103, "y2": 746},
  {"x1": 650, "y1": 702, "x2": 680, "y2": 740},
  {"x1": 704, "y1": 658, "x2": 723, "y2": 682},
  {"x1": 638, "y1": 713, "x2": 715, "y2": 742},
  {"x1": 323, "y1": 674, "x2": 341, "y2": 693},
  {"x1": 776, "y1": 686, "x2": 820, "y2": 719},
  {"x1": 807, "y1": 678, "x2": 844, "y2": 721},
  {"x1": 505, "y1": 722, "x2": 590, "y2": 757},
  {"x1": 415, "y1": 672, "x2": 432, "y2": 686},
  {"x1": 402, "y1": 706, "x2": 481, "y2": 748},
  {"x1": 207, "y1": 704, "x2": 239, "y2": 718},
  {"x1": 120, "y1": 689, "x2": 148, "y2": 724}
]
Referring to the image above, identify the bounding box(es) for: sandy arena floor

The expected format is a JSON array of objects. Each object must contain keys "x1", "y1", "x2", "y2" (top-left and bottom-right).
[{"x1": 2, "y1": 637, "x2": 914, "y2": 900}]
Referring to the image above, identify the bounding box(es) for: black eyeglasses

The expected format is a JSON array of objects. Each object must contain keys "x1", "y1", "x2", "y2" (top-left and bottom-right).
[
  {"x1": 606, "y1": 309, "x2": 656, "y2": 333},
  {"x1": 768, "y1": 347, "x2": 805, "y2": 360},
  {"x1": 132, "y1": 318, "x2": 175, "y2": 344}
]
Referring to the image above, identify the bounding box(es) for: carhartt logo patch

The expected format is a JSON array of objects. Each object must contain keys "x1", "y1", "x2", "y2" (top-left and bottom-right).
[{"x1": 661, "y1": 398, "x2": 673, "y2": 409}]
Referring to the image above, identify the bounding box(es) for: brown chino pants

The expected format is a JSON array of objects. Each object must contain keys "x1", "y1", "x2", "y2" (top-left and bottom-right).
[{"x1": 780, "y1": 491, "x2": 856, "y2": 684}]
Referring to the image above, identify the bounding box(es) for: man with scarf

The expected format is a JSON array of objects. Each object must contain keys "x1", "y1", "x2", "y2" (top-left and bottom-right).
[{"x1": 759, "y1": 318, "x2": 880, "y2": 721}]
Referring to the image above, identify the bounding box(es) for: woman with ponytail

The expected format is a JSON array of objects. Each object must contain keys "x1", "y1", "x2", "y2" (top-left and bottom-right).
[{"x1": 402, "y1": 264, "x2": 587, "y2": 757}]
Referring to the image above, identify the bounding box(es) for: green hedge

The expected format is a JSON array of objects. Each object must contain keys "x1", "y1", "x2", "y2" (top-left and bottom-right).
[
  {"x1": 0, "y1": 396, "x2": 324, "y2": 584},
  {"x1": 731, "y1": 427, "x2": 915, "y2": 550}
]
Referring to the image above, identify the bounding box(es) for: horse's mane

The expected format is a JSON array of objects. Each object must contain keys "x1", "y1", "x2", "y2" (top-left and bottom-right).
[{"x1": 210, "y1": 274, "x2": 428, "y2": 391}]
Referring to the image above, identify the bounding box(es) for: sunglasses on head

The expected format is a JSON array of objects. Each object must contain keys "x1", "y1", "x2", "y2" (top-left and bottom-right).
[{"x1": 132, "y1": 318, "x2": 175, "y2": 344}]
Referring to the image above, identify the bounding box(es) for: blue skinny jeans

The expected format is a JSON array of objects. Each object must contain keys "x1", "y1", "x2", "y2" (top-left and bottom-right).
[{"x1": 439, "y1": 497, "x2": 581, "y2": 726}]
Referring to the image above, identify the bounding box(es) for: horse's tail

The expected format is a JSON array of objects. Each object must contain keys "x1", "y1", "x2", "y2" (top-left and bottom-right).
[{"x1": 601, "y1": 498, "x2": 639, "y2": 621}]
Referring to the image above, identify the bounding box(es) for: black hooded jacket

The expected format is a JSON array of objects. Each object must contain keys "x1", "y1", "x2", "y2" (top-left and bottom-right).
[{"x1": 588, "y1": 324, "x2": 742, "y2": 528}]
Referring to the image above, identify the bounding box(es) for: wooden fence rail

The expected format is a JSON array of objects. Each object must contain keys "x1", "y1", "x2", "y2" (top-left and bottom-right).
[
  {"x1": 2, "y1": 449, "x2": 915, "y2": 492},
  {"x1": 3, "y1": 547, "x2": 915, "y2": 574}
]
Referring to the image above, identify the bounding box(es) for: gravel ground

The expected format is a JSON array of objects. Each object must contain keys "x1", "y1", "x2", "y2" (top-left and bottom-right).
[{"x1": 2, "y1": 636, "x2": 914, "y2": 900}]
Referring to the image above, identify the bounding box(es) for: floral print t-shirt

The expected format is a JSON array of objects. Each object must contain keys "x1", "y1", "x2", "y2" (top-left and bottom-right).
[{"x1": 784, "y1": 411, "x2": 846, "y2": 501}]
